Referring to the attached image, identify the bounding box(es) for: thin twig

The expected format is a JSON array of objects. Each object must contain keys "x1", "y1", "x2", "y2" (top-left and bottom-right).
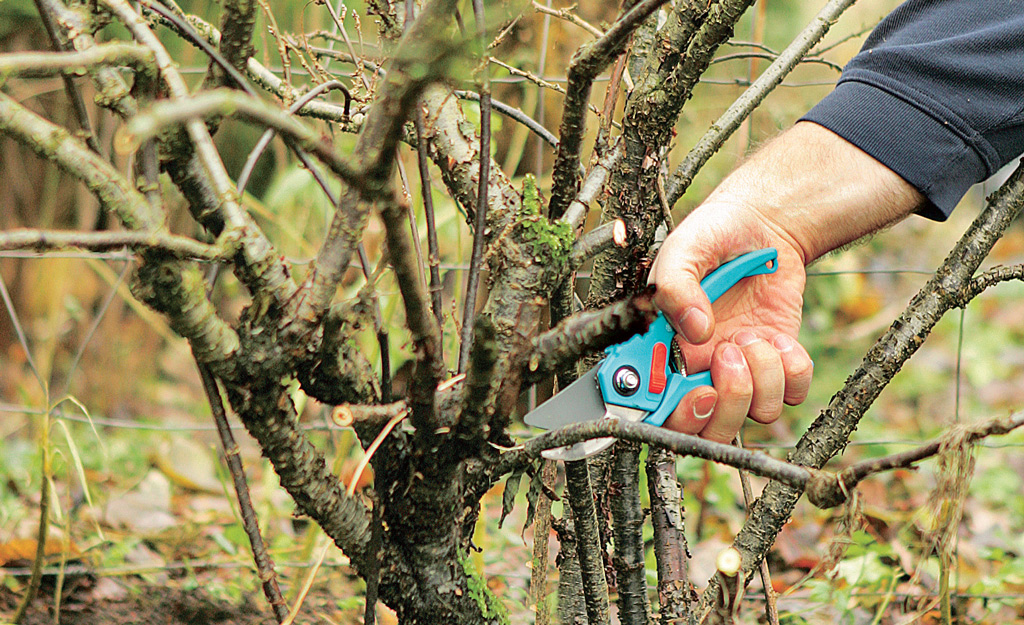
[
  {"x1": 236, "y1": 79, "x2": 351, "y2": 195},
  {"x1": 733, "y1": 435, "x2": 778, "y2": 625},
  {"x1": 199, "y1": 364, "x2": 288, "y2": 622},
  {"x1": 413, "y1": 108, "x2": 445, "y2": 331},
  {"x1": 0, "y1": 229, "x2": 225, "y2": 260},
  {"x1": 458, "y1": 0, "x2": 493, "y2": 374},
  {"x1": 455, "y1": 90, "x2": 560, "y2": 149}
]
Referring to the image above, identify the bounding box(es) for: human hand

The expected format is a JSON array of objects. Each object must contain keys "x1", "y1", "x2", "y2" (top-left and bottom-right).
[
  {"x1": 648, "y1": 122, "x2": 925, "y2": 443},
  {"x1": 648, "y1": 202, "x2": 813, "y2": 443}
]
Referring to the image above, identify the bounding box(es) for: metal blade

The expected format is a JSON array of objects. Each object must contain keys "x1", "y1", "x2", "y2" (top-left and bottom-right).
[
  {"x1": 539, "y1": 405, "x2": 648, "y2": 462},
  {"x1": 524, "y1": 365, "x2": 605, "y2": 430}
]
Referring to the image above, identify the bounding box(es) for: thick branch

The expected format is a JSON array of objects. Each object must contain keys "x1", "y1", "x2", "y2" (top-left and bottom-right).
[
  {"x1": 547, "y1": 0, "x2": 671, "y2": 220},
  {"x1": 227, "y1": 383, "x2": 372, "y2": 572},
  {"x1": 522, "y1": 290, "x2": 658, "y2": 385}
]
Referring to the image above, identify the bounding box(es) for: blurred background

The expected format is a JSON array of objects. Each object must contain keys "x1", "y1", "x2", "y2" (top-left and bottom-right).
[{"x1": 2, "y1": 0, "x2": 1024, "y2": 622}]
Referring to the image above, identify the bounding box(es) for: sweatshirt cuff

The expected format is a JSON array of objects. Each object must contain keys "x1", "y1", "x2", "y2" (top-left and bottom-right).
[{"x1": 800, "y1": 77, "x2": 992, "y2": 221}]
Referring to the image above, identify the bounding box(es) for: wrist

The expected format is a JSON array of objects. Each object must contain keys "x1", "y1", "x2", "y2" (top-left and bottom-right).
[{"x1": 705, "y1": 122, "x2": 925, "y2": 263}]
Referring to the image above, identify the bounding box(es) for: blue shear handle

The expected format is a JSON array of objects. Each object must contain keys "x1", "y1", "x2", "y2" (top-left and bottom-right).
[{"x1": 597, "y1": 248, "x2": 779, "y2": 427}]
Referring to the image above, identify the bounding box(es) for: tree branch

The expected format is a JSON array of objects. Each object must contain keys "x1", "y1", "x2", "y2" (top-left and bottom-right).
[
  {"x1": 379, "y1": 197, "x2": 445, "y2": 433},
  {"x1": 0, "y1": 43, "x2": 155, "y2": 77},
  {"x1": 0, "y1": 229, "x2": 225, "y2": 260},
  {"x1": 125, "y1": 89, "x2": 368, "y2": 195},
  {"x1": 565, "y1": 460, "x2": 612, "y2": 625},
  {"x1": 646, "y1": 447, "x2": 692, "y2": 625},
  {"x1": 547, "y1": 0, "x2": 671, "y2": 220},
  {"x1": 569, "y1": 219, "x2": 627, "y2": 269},
  {"x1": 522, "y1": 289, "x2": 658, "y2": 385},
  {"x1": 611, "y1": 441, "x2": 652, "y2": 625},
  {"x1": 666, "y1": 0, "x2": 857, "y2": 206}
]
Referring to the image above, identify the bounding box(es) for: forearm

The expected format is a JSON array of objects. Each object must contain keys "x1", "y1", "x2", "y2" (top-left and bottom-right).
[{"x1": 702, "y1": 121, "x2": 926, "y2": 263}]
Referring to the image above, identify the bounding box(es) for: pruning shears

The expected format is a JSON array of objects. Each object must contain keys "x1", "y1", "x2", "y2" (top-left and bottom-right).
[{"x1": 524, "y1": 248, "x2": 779, "y2": 461}]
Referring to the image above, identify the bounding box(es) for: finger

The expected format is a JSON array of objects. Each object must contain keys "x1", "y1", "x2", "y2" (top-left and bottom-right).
[
  {"x1": 700, "y1": 342, "x2": 753, "y2": 444},
  {"x1": 662, "y1": 386, "x2": 718, "y2": 435},
  {"x1": 772, "y1": 333, "x2": 814, "y2": 405},
  {"x1": 649, "y1": 235, "x2": 716, "y2": 345},
  {"x1": 652, "y1": 272, "x2": 715, "y2": 345},
  {"x1": 734, "y1": 331, "x2": 785, "y2": 424}
]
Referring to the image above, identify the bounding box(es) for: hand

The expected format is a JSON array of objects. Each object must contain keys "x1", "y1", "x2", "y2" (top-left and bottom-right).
[
  {"x1": 649, "y1": 122, "x2": 925, "y2": 443},
  {"x1": 649, "y1": 203, "x2": 813, "y2": 443}
]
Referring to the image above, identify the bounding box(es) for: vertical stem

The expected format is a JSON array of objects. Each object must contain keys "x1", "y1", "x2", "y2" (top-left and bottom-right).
[
  {"x1": 565, "y1": 459, "x2": 611, "y2": 625},
  {"x1": 611, "y1": 441, "x2": 652, "y2": 625},
  {"x1": 414, "y1": 109, "x2": 445, "y2": 331},
  {"x1": 458, "y1": 0, "x2": 492, "y2": 373},
  {"x1": 531, "y1": 460, "x2": 557, "y2": 625},
  {"x1": 646, "y1": 447, "x2": 692, "y2": 625},
  {"x1": 534, "y1": 0, "x2": 553, "y2": 176},
  {"x1": 734, "y1": 435, "x2": 778, "y2": 625},
  {"x1": 363, "y1": 495, "x2": 384, "y2": 625},
  {"x1": 199, "y1": 364, "x2": 288, "y2": 622},
  {"x1": 13, "y1": 438, "x2": 50, "y2": 624},
  {"x1": 555, "y1": 517, "x2": 588, "y2": 625}
]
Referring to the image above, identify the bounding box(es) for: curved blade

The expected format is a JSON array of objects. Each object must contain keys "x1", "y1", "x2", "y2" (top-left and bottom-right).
[{"x1": 524, "y1": 365, "x2": 604, "y2": 430}]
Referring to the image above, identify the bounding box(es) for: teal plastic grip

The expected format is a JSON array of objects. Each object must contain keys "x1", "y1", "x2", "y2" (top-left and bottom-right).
[{"x1": 596, "y1": 248, "x2": 779, "y2": 427}]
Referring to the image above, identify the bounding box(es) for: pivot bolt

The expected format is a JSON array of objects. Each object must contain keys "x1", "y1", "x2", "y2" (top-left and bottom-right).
[{"x1": 612, "y1": 366, "x2": 640, "y2": 396}]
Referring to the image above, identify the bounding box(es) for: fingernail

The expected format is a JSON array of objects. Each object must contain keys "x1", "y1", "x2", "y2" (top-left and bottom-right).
[
  {"x1": 694, "y1": 393, "x2": 716, "y2": 420},
  {"x1": 680, "y1": 307, "x2": 709, "y2": 343},
  {"x1": 734, "y1": 331, "x2": 759, "y2": 346},
  {"x1": 773, "y1": 334, "x2": 796, "y2": 352},
  {"x1": 722, "y1": 344, "x2": 745, "y2": 367}
]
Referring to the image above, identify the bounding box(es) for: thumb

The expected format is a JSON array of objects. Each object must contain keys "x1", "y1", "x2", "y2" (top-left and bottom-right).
[{"x1": 649, "y1": 252, "x2": 715, "y2": 345}]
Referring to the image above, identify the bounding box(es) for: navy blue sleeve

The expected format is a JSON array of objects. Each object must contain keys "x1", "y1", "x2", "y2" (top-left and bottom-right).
[{"x1": 800, "y1": 0, "x2": 1024, "y2": 220}]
